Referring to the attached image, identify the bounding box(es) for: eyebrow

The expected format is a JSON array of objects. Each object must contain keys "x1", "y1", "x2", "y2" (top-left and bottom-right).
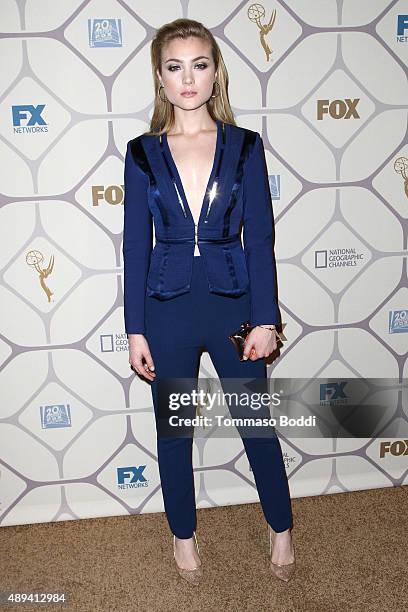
[{"x1": 164, "y1": 55, "x2": 210, "y2": 63}]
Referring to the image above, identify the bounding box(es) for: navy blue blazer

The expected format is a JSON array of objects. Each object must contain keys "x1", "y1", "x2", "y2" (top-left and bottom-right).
[{"x1": 123, "y1": 119, "x2": 281, "y2": 335}]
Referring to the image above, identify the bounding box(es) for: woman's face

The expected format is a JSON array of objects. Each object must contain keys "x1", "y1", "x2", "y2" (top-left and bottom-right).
[{"x1": 157, "y1": 36, "x2": 216, "y2": 111}]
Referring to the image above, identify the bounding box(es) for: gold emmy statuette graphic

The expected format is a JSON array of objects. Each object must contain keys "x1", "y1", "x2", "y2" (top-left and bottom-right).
[
  {"x1": 247, "y1": 3, "x2": 277, "y2": 61},
  {"x1": 394, "y1": 156, "x2": 408, "y2": 198},
  {"x1": 26, "y1": 250, "x2": 55, "y2": 302}
]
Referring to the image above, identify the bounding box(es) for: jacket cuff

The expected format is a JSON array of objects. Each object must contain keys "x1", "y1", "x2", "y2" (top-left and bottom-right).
[
  {"x1": 126, "y1": 328, "x2": 146, "y2": 336},
  {"x1": 250, "y1": 308, "x2": 282, "y2": 327}
]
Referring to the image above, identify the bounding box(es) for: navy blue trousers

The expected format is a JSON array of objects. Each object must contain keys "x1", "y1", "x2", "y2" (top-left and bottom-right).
[{"x1": 145, "y1": 255, "x2": 293, "y2": 539}]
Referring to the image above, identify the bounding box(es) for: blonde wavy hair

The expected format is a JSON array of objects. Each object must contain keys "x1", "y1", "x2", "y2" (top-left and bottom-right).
[{"x1": 146, "y1": 18, "x2": 236, "y2": 135}]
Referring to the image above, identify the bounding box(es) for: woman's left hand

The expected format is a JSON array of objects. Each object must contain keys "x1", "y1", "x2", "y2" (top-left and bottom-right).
[{"x1": 243, "y1": 326, "x2": 278, "y2": 361}]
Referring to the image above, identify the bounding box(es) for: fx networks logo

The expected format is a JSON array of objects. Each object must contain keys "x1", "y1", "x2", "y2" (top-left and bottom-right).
[
  {"x1": 379, "y1": 440, "x2": 408, "y2": 458},
  {"x1": 389, "y1": 309, "x2": 408, "y2": 334},
  {"x1": 88, "y1": 18, "x2": 123, "y2": 47},
  {"x1": 100, "y1": 333, "x2": 128, "y2": 353},
  {"x1": 397, "y1": 15, "x2": 408, "y2": 43},
  {"x1": 268, "y1": 175, "x2": 281, "y2": 200},
  {"x1": 320, "y1": 382, "x2": 348, "y2": 406},
  {"x1": 12, "y1": 105, "x2": 48, "y2": 134},
  {"x1": 117, "y1": 466, "x2": 149, "y2": 489},
  {"x1": 40, "y1": 404, "x2": 72, "y2": 429},
  {"x1": 317, "y1": 99, "x2": 360, "y2": 120},
  {"x1": 92, "y1": 185, "x2": 124, "y2": 206},
  {"x1": 315, "y1": 247, "x2": 364, "y2": 269}
]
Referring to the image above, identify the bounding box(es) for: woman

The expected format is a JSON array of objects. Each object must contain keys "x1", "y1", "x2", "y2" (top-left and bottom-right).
[{"x1": 123, "y1": 18, "x2": 295, "y2": 585}]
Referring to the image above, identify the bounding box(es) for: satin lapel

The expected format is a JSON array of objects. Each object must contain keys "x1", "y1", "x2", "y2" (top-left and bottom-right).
[
  {"x1": 130, "y1": 125, "x2": 254, "y2": 233},
  {"x1": 222, "y1": 128, "x2": 257, "y2": 236},
  {"x1": 147, "y1": 133, "x2": 195, "y2": 224},
  {"x1": 198, "y1": 123, "x2": 243, "y2": 227},
  {"x1": 130, "y1": 136, "x2": 169, "y2": 227}
]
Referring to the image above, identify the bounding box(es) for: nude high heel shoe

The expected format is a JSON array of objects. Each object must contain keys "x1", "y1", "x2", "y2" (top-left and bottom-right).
[
  {"x1": 173, "y1": 531, "x2": 203, "y2": 585},
  {"x1": 268, "y1": 524, "x2": 296, "y2": 582}
]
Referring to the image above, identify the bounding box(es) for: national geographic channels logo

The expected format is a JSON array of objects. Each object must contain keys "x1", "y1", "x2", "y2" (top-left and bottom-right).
[
  {"x1": 315, "y1": 247, "x2": 364, "y2": 269},
  {"x1": 100, "y1": 333, "x2": 128, "y2": 353}
]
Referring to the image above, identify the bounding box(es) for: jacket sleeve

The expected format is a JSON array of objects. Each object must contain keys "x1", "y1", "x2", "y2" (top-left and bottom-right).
[
  {"x1": 122, "y1": 140, "x2": 152, "y2": 335},
  {"x1": 242, "y1": 132, "x2": 282, "y2": 327}
]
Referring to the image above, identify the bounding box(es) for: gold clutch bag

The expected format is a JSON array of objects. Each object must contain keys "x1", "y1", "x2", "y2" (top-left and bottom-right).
[{"x1": 228, "y1": 321, "x2": 287, "y2": 361}]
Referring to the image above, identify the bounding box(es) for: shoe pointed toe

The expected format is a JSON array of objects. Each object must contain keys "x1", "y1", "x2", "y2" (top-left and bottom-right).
[
  {"x1": 175, "y1": 563, "x2": 204, "y2": 585},
  {"x1": 173, "y1": 531, "x2": 203, "y2": 585},
  {"x1": 270, "y1": 559, "x2": 296, "y2": 582},
  {"x1": 268, "y1": 524, "x2": 296, "y2": 582}
]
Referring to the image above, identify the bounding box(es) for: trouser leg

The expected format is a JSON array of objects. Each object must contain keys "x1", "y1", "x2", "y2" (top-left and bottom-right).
[
  {"x1": 204, "y1": 290, "x2": 293, "y2": 532},
  {"x1": 145, "y1": 279, "x2": 202, "y2": 539},
  {"x1": 144, "y1": 255, "x2": 293, "y2": 537}
]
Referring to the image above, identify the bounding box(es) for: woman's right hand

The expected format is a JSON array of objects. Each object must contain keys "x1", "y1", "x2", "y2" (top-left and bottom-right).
[{"x1": 128, "y1": 334, "x2": 156, "y2": 381}]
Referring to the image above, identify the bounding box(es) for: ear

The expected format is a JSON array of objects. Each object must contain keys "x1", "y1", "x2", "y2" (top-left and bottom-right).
[{"x1": 156, "y1": 69, "x2": 162, "y2": 84}]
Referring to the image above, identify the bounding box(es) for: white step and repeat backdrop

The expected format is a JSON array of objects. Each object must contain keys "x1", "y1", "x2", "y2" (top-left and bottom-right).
[{"x1": 0, "y1": 1, "x2": 407, "y2": 527}]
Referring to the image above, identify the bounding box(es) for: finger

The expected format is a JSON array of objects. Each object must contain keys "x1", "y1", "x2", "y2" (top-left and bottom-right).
[
  {"x1": 133, "y1": 356, "x2": 152, "y2": 379},
  {"x1": 140, "y1": 355, "x2": 155, "y2": 380},
  {"x1": 143, "y1": 350, "x2": 155, "y2": 373},
  {"x1": 131, "y1": 363, "x2": 155, "y2": 381},
  {"x1": 137, "y1": 354, "x2": 156, "y2": 380},
  {"x1": 142, "y1": 363, "x2": 156, "y2": 380},
  {"x1": 243, "y1": 344, "x2": 253, "y2": 360}
]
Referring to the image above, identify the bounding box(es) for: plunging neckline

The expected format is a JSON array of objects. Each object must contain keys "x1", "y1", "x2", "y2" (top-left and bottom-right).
[{"x1": 162, "y1": 119, "x2": 222, "y2": 225}]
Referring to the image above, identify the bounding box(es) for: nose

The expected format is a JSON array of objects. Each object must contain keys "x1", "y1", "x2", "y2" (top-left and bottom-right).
[{"x1": 182, "y1": 70, "x2": 194, "y2": 85}]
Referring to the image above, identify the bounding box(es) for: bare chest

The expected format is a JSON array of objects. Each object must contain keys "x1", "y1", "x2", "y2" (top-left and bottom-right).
[{"x1": 167, "y1": 131, "x2": 217, "y2": 224}]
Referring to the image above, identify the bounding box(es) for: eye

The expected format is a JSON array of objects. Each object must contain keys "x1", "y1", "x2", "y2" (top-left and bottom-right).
[{"x1": 166, "y1": 63, "x2": 208, "y2": 72}]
